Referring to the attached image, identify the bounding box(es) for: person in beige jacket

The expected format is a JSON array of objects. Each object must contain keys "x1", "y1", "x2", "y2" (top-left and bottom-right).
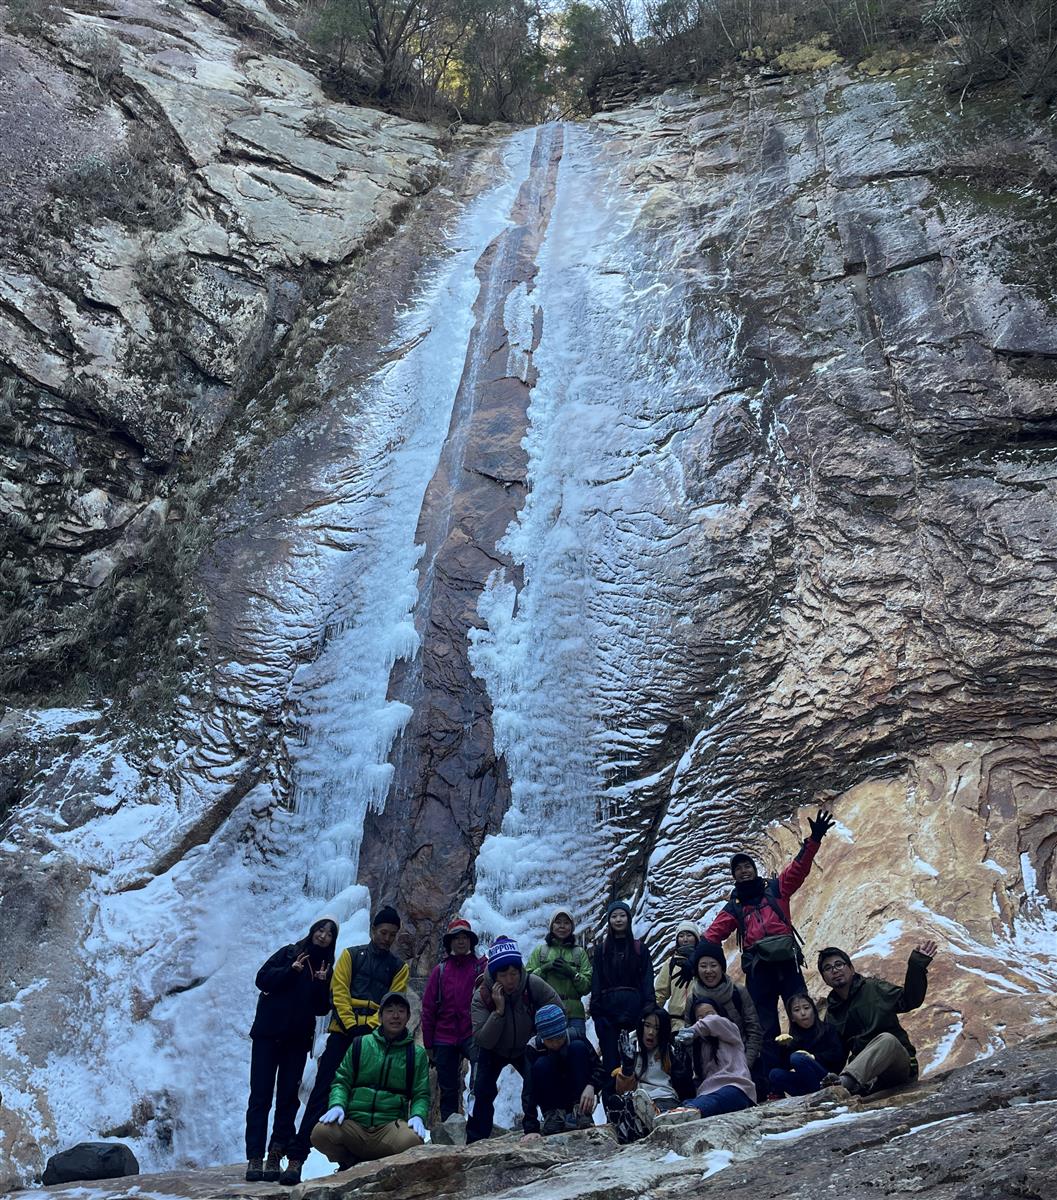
[{"x1": 654, "y1": 921, "x2": 700, "y2": 1030}]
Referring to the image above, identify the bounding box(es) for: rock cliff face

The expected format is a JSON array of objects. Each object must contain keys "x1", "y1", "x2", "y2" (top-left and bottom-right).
[{"x1": 2, "y1": 11, "x2": 1057, "y2": 1189}]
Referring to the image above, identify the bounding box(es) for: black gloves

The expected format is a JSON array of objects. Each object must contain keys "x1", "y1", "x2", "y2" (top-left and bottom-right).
[{"x1": 808, "y1": 809, "x2": 836, "y2": 842}]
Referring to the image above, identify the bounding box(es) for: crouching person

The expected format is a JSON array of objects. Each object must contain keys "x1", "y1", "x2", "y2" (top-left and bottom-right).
[
  {"x1": 818, "y1": 940, "x2": 937, "y2": 1095},
  {"x1": 467, "y1": 935, "x2": 564, "y2": 1143},
  {"x1": 672, "y1": 1001, "x2": 756, "y2": 1119},
  {"x1": 523, "y1": 1005, "x2": 605, "y2": 1137},
  {"x1": 310, "y1": 992, "x2": 429, "y2": 1169}
]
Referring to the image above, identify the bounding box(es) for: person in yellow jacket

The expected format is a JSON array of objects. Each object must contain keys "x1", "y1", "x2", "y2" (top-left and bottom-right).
[
  {"x1": 653, "y1": 921, "x2": 700, "y2": 1030},
  {"x1": 281, "y1": 906, "x2": 408, "y2": 1184}
]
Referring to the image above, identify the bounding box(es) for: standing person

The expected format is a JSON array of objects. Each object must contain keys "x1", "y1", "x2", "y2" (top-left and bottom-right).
[
  {"x1": 466, "y1": 935, "x2": 564, "y2": 1144},
  {"x1": 522, "y1": 1005, "x2": 606, "y2": 1137},
  {"x1": 653, "y1": 921, "x2": 700, "y2": 1031},
  {"x1": 591, "y1": 901, "x2": 655, "y2": 1078},
  {"x1": 421, "y1": 917, "x2": 486, "y2": 1120},
  {"x1": 671, "y1": 1001, "x2": 757, "y2": 1119},
  {"x1": 702, "y1": 811, "x2": 836, "y2": 1050},
  {"x1": 245, "y1": 917, "x2": 337, "y2": 1182},
  {"x1": 309, "y1": 992, "x2": 429, "y2": 1168},
  {"x1": 526, "y1": 909, "x2": 593, "y2": 1041},
  {"x1": 603, "y1": 1005, "x2": 692, "y2": 1143},
  {"x1": 818, "y1": 940, "x2": 938, "y2": 1095},
  {"x1": 767, "y1": 992, "x2": 846, "y2": 1098},
  {"x1": 282, "y1": 906, "x2": 408, "y2": 1185},
  {"x1": 678, "y1": 942, "x2": 763, "y2": 1085}
]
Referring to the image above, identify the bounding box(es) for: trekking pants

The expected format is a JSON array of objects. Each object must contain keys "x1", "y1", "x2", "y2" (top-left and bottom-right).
[
  {"x1": 244, "y1": 1035, "x2": 309, "y2": 1159},
  {"x1": 845, "y1": 1032, "x2": 913, "y2": 1092},
  {"x1": 466, "y1": 1048, "x2": 531, "y2": 1143},
  {"x1": 433, "y1": 1037, "x2": 476, "y2": 1121},
  {"x1": 311, "y1": 1117, "x2": 421, "y2": 1168}
]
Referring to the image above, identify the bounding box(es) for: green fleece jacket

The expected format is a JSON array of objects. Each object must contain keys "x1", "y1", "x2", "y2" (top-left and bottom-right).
[
  {"x1": 328, "y1": 1027, "x2": 430, "y2": 1126},
  {"x1": 525, "y1": 942, "x2": 592, "y2": 1019},
  {"x1": 824, "y1": 950, "x2": 932, "y2": 1060}
]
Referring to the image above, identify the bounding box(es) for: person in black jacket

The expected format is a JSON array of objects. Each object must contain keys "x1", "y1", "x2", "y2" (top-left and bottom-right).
[
  {"x1": 522, "y1": 1005, "x2": 606, "y2": 1137},
  {"x1": 245, "y1": 917, "x2": 337, "y2": 1182},
  {"x1": 766, "y1": 992, "x2": 846, "y2": 1098},
  {"x1": 590, "y1": 901, "x2": 654, "y2": 1080}
]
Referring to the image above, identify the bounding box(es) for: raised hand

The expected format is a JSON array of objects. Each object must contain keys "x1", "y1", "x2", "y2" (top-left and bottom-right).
[
  {"x1": 916, "y1": 940, "x2": 938, "y2": 960},
  {"x1": 291, "y1": 952, "x2": 310, "y2": 973},
  {"x1": 313, "y1": 960, "x2": 330, "y2": 981},
  {"x1": 808, "y1": 809, "x2": 836, "y2": 842}
]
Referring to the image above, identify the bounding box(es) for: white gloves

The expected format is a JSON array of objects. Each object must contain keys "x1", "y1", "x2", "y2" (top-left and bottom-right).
[
  {"x1": 408, "y1": 1115, "x2": 427, "y2": 1141},
  {"x1": 321, "y1": 1106, "x2": 345, "y2": 1124}
]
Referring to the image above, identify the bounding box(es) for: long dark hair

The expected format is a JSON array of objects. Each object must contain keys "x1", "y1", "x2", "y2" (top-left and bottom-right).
[
  {"x1": 784, "y1": 991, "x2": 821, "y2": 1034},
  {"x1": 296, "y1": 919, "x2": 338, "y2": 971},
  {"x1": 635, "y1": 1005, "x2": 673, "y2": 1073}
]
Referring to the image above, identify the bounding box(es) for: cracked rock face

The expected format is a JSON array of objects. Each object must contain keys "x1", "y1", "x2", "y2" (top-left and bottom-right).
[
  {"x1": 0, "y1": 0, "x2": 443, "y2": 677},
  {"x1": 3, "y1": 44, "x2": 1057, "y2": 1192}
]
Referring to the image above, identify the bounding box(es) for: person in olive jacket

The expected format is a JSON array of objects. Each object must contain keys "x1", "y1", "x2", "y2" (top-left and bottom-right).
[
  {"x1": 310, "y1": 992, "x2": 429, "y2": 1169},
  {"x1": 590, "y1": 901, "x2": 655, "y2": 1079},
  {"x1": 526, "y1": 908, "x2": 592, "y2": 1040},
  {"x1": 244, "y1": 917, "x2": 337, "y2": 1183},
  {"x1": 466, "y1": 935, "x2": 564, "y2": 1143},
  {"x1": 819, "y1": 939, "x2": 938, "y2": 1094},
  {"x1": 283, "y1": 905, "x2": 408, "y2": 1183}
]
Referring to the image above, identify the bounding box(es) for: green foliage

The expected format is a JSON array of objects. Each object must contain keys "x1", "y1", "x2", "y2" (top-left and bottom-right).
[{"x1": 774, "y1": 33, "x2": 844, "y2": 72}]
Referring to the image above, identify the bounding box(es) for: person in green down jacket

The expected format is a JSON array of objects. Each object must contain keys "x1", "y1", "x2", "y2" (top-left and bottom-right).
[
  {"x1": 309, "y1": 992, "x2": 429, "y2": 1171},
  {"x1": 527, "y1": 909, "x2": 592, "y2": 1041}
]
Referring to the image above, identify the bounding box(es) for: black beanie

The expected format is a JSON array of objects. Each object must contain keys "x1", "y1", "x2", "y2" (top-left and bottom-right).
[
  {"x1": 817, "y1": 946, "x2": 853, "y2": 973},
  {"x1": 729, "y1": 853, "x2": 757, "y2": 876},
  {"x1": 373, "y1": 905, "x2": 401, "y2": 928},
  {"x1": 676, "y1": 939, "x2": 727, "y2": 987}
]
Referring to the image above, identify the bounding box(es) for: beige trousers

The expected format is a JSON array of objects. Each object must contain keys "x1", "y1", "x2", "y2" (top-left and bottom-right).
[
  {"x1": 845, "y1": 1032, "x2": 912, "y2": 1091},
  {"x1": 311, "y1": 1117, "x2": 421, "y2": 1168}
]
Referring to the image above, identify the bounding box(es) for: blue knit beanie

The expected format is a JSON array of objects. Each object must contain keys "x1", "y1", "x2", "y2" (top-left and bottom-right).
[
  {"x1": 535, "y1": 1004, "x2": 568, "y2": 1040},
  {"x1": 487, "y1": 934, "x2": 522, "y2": 977}
]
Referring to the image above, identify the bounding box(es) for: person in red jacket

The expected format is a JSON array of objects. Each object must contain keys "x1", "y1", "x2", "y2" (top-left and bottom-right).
[
  {"x1": 703, "y1": 810, "x2": 835, "y2": 1053},
  {"x1": 420, "y1": 917, "x2": 487, "y2": 1120}
]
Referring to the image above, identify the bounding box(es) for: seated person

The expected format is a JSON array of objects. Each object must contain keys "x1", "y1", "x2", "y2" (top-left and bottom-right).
[
  {"x1": 818, "y1": 940, "x2": 938, "y2": 1095},
  {"x1": 767, "y1": 992, "x2": 846, "y2": 1098},
  {"x1": 603, "y1": 1006, "x2": 692, "y2": 1143},
  {"x1": 670, "y1": 1001, "x2": 757, "y2": 1119},
  {"x1": 523, "y1": 1005, "x2": 605, "y2": 1137},
  {"x1": 309, "y1": 992, "x2": 428, "y2": 1170},
  {"x1": 679, "y1": 942, "x2": 764, "y2": 1096}
]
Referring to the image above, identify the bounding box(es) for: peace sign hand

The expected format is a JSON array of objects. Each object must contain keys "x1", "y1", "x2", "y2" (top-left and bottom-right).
[
  {"x1": 292, "y1": 952, "x2": 310, "y2": 973},
  {"x1": 314, "y1": 960, "x2": 330, "y2": 981}
]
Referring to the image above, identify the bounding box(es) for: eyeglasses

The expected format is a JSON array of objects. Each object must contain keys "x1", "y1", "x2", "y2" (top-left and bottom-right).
[{"x1": 820, "y1": 962, "x2": 847, "y2": 973}]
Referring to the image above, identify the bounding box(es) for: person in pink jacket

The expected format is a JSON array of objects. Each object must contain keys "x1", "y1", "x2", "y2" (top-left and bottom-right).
[
  {"x1": 421, "y1": 917, "x2": 487, "y2": 1120},
  {"x1": 674, "y1": 1001, "x2": 757, "y2": 1118}
]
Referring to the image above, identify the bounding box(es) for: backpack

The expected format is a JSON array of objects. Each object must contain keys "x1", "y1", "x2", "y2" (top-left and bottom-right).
[
  {"x1": 478, "y1": 973, "x2": 542, "y2": 1017},
  {"x1": 348, "y1": 1034, "x2": 417, "y2": 1102}
]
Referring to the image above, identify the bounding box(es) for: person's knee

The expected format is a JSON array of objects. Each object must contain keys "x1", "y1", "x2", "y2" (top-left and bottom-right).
[{"x1": 310, "y1": 1123, "x2": 341, "y2": 1157}]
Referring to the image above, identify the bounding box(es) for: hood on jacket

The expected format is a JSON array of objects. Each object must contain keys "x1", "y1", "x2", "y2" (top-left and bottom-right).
[{"x1": 546, "y1": 907, "x2": 578, "y2": 946}]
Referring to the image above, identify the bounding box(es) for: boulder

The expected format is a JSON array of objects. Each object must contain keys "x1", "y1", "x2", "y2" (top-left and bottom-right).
[{"x1": 42, "y1": 1142, "x2": 139, "y2": 1185}]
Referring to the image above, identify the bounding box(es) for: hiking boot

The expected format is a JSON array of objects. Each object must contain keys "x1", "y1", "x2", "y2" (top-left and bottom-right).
[
  {"x1": 541, "y1": 1109, "x2": 566, "y2": 1136},
  {"x1": 262, "y1": 1150, "x2": 282, "y2": 1182},
  {"x1": 245, "y1": 1159, "x2": 264, "y2": 1182},
  {"x1": 820, "y1": 1073, "x2": 842, "y2": 1089},
  {"x1": 839, "y1": 1073, "x2": 863, "y2": 1095},
  {"x1": 278, "y1": 1158, "x2": 302, "y2": 1186}
]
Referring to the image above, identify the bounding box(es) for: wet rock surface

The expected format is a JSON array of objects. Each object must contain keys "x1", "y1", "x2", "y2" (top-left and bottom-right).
[{"x1": 16, "y1": 1032, "x2": 1057, "y2": 1200}]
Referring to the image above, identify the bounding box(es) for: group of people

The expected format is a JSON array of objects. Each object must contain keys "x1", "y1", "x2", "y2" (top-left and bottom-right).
[{"x1": 244, "y1": 812, "x2": 939, "y2": 1183}]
